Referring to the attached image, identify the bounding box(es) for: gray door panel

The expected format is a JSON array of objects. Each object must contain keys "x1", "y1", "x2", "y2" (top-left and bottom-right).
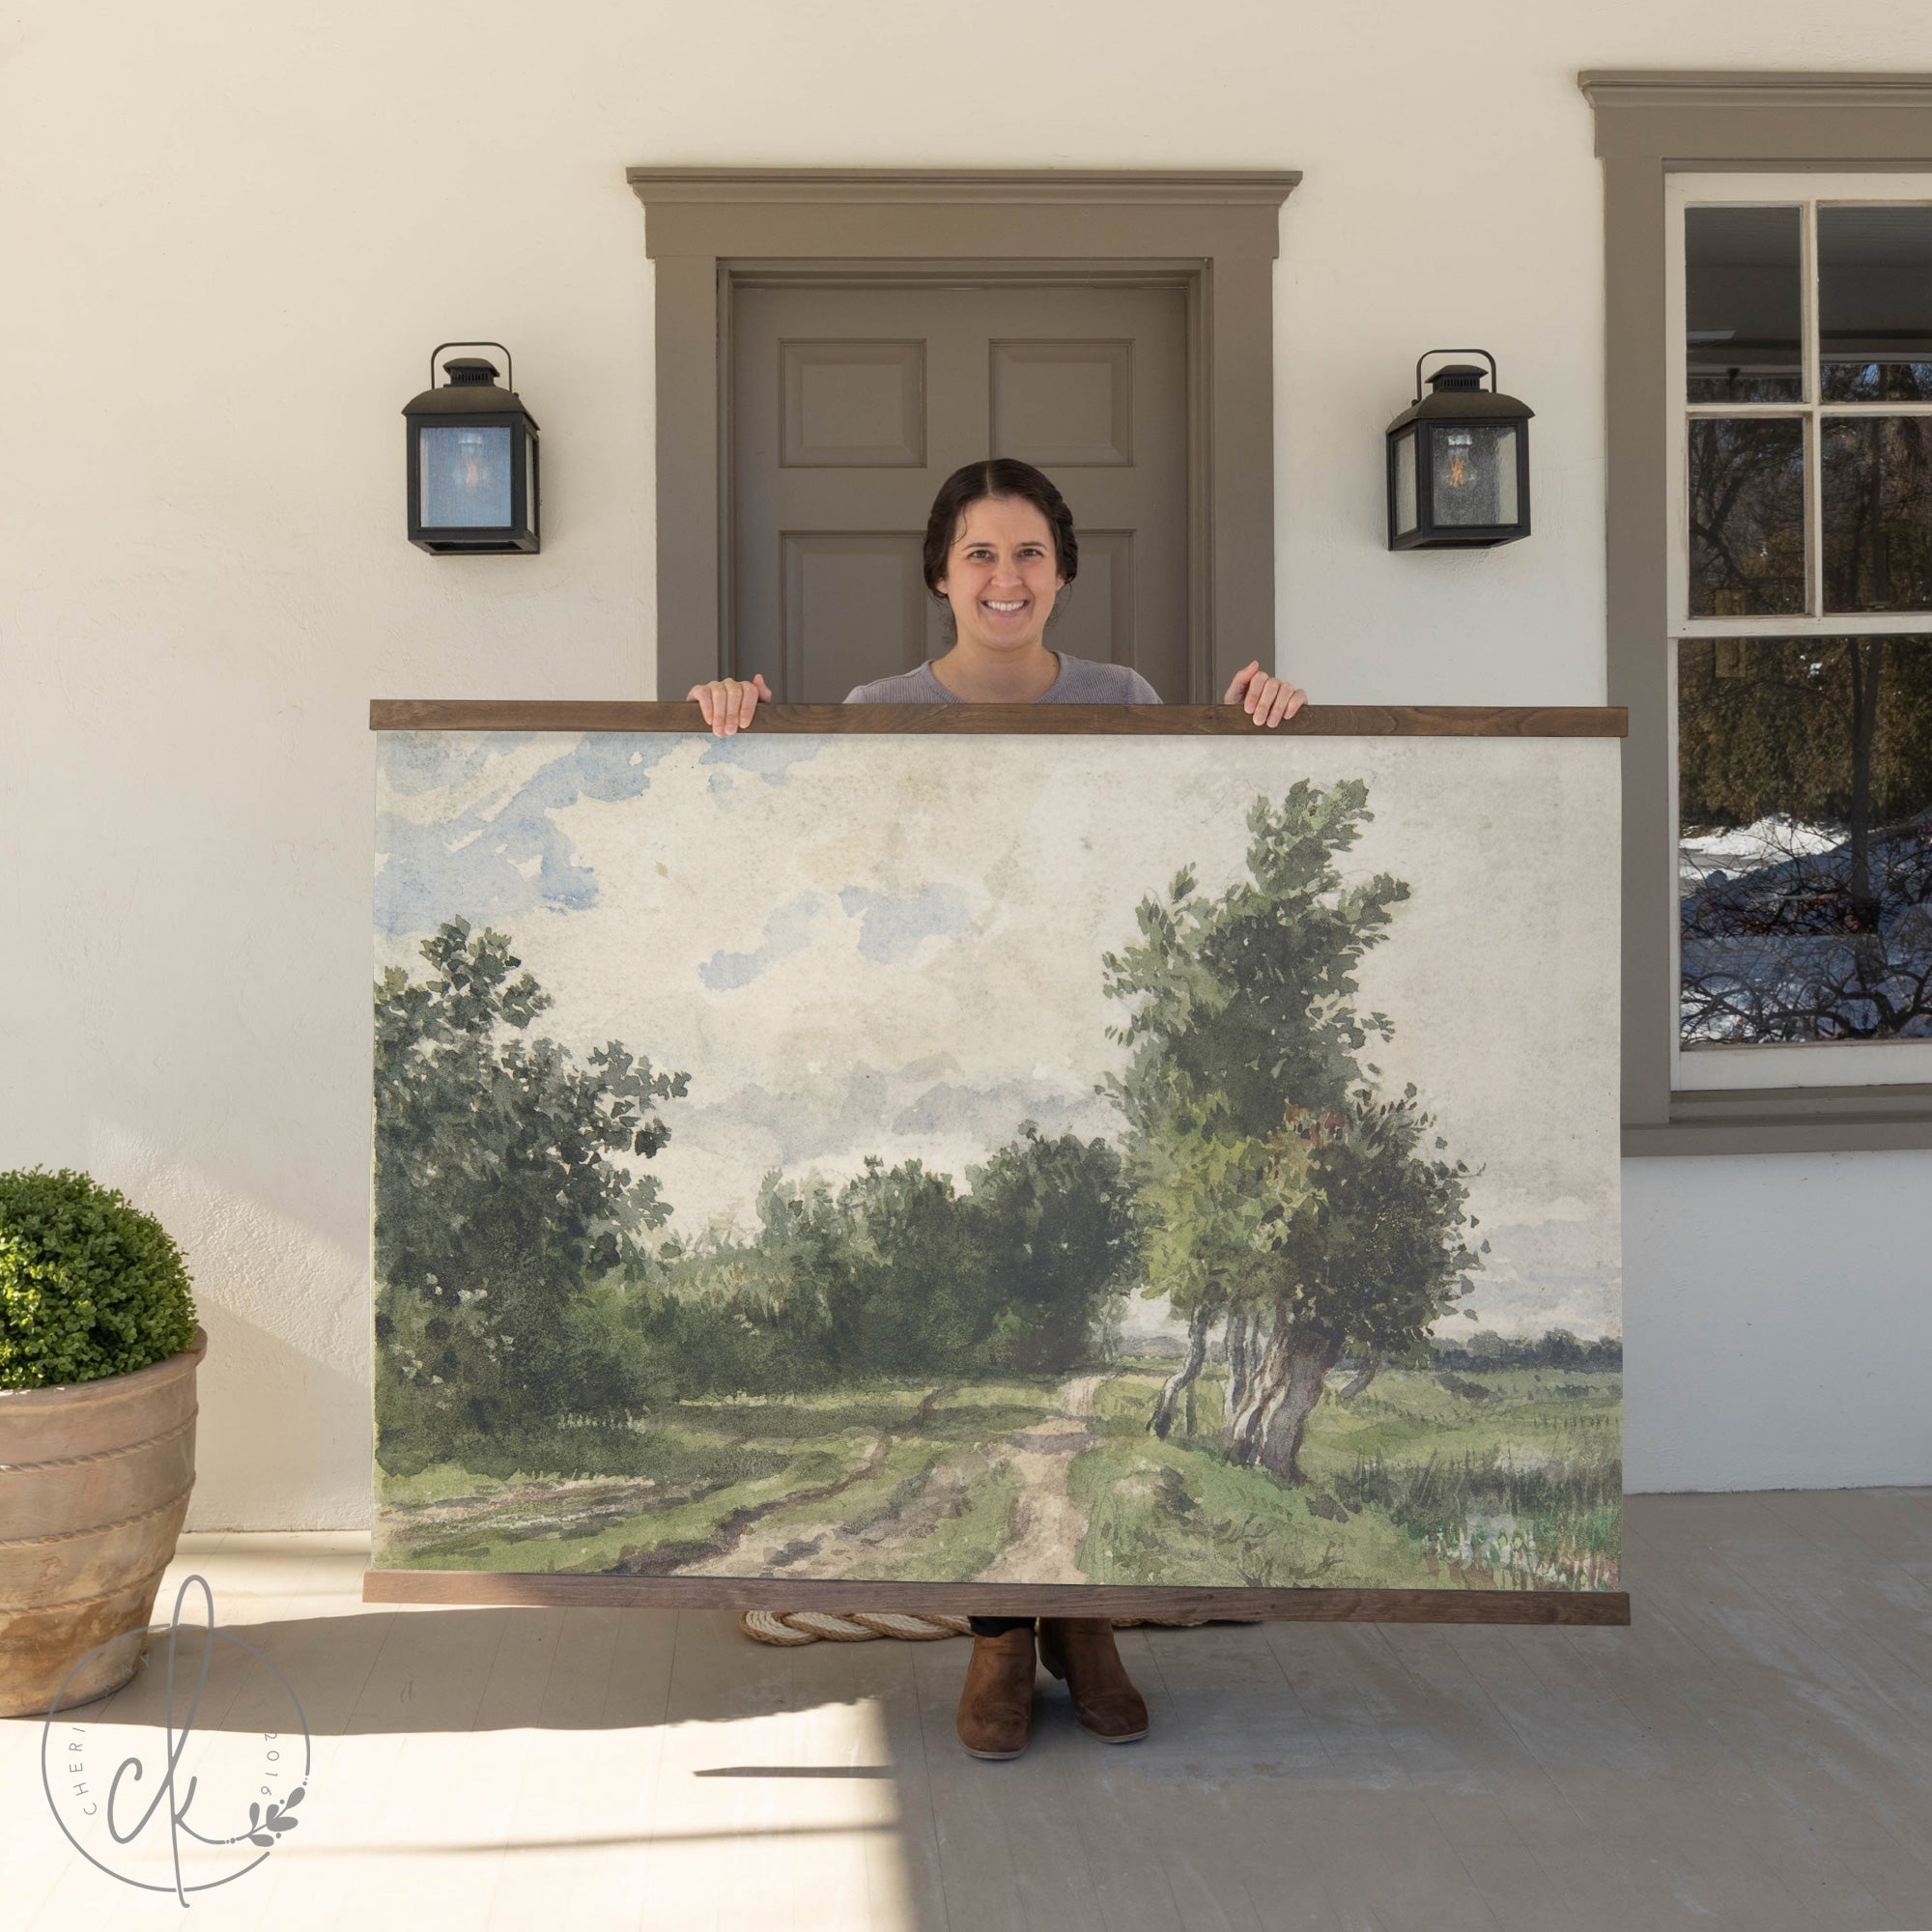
[{"x1": 732, "y1": 283, "x2": 1187, "y2": 701}]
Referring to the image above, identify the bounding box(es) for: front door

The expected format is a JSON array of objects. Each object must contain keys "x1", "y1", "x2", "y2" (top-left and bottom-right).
[{"x1": 730, "y1": 280, "x2": 1189, "y2": 701}]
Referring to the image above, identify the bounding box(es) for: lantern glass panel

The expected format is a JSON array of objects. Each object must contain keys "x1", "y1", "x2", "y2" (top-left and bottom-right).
[
  {"x1": 1393, "y1": 430, "x2": 1418, "y2": 536},
  {"x1": 1431, "y1": 423, "x2": 1518, "y2": 527},
  {"x1": 420, "y1": 424, "x2": 514, "y2": 528}
]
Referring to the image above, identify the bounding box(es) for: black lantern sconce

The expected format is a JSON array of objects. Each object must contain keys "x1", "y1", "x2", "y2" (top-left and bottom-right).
[
  {"x1": 404, "y1": 342, "x2": 540, "y2": 554},
  {"x1": 1385, "y1": 350, "x2": 1532, "y2": 550}
]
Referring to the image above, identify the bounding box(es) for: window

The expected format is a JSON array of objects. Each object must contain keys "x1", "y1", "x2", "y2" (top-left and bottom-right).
[
  {"x1": 1582, "y1": 71, "x2": 1932, "y2": 1151},
  {"x1": 1668, "y1": 176, "x2": 1932, "y2": 1092}
]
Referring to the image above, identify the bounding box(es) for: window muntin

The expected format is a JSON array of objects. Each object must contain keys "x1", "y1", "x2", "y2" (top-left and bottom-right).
[{"x1": 1668, "y1": 175, "x2": 1932, "y2": 1089}]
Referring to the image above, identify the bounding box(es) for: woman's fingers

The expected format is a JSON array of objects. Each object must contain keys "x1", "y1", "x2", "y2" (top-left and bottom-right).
[
  {"x1": 1266, "y1": 681, "x2": 1307, "y2": 725},
  {"x1": 1221, "y1": 660, "x2": 1262, "y2": 706},
  {"x1": 685, "y1": 678, "x2": 766, "y2": 734},
  {"x1": 1243, "y1": 674, "x2": 1309, "y2": 726}
]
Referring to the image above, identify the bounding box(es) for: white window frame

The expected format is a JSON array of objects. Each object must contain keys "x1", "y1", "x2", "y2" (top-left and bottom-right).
[{"x1": 1665, "y1": 169, "x2": 1932, "y2": 1090}]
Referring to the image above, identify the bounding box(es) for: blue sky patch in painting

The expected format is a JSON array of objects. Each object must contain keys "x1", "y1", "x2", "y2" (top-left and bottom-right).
[
  {"x1": 699, "y1": 891, "x2": 824, "y2": 990},
  {"x1": 838, "y1": 883, "x2": 974, "y2": 964},
  {"x1": 696, "y1": 735, "x2": 823, "y2": 786},
  {"x1": 375, "y1": 733, "x2": 682, "y2": 937},
  {"x1": 380, "y1": 732, "x2": 534, "y2": 798}
]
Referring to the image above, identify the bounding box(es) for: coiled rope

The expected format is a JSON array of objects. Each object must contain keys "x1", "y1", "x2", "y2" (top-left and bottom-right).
[{"x1": 739, "y1": 1608, "x2": 1263, "y2": 1645}]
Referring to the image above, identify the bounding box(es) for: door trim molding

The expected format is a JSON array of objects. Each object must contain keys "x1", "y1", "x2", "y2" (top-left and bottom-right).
[
  {"x1": 626, "y1": 168, "x2": 1299, "y2": 703},
  {"x1": 627, "y1": 166, "x2": 1302, "y2": 206}
]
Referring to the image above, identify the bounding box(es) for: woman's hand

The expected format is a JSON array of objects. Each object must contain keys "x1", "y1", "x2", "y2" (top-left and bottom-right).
[
  {"x1": 687, "y1": 673, "x2": 773, "y2": 735},
  {"x1": 1223, "y1": 661, "x2": 1306, "y2": 726}
]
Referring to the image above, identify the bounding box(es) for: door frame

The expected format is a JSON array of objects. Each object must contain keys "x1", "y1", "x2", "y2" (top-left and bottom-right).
[{"x1": 626, "y1": 170, "x2": 1299, "y2": 703}]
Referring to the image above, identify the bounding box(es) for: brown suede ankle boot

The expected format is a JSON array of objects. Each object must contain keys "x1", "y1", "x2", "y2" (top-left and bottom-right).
[
  {"x1": 1037, "y1": 1617, "x2": 1150, "y2": 1743},
  {"x1": 955, "y1": 1625, "x2": 1038, "y2": 1759}
]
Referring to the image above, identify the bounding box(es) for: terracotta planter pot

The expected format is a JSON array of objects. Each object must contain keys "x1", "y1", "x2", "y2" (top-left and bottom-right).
[{"x1": 0, "y1": 1325, "x2": 205, "y2": 1719}]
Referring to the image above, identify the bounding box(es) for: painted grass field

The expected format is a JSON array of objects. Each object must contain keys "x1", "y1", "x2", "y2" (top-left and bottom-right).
[{"x1": 373, "y1": 1359, "x2": 1622, "y2": 1593}]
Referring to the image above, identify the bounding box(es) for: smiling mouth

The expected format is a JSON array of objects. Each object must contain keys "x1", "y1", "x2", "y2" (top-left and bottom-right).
[{"x1": 981, "y1": 599, "x2": 1028, "y2": 613}]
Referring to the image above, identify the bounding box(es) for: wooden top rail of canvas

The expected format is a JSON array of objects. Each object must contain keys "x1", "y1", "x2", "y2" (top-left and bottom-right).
[{"x1": 369, "y1": 700, "x2": 1629, "y2": 736}]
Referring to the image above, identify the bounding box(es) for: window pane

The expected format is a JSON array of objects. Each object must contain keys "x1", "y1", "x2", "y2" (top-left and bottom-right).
[
  {"x1": 1393, "y1": 429, "x2": 1417, "y2": 536},
  {"x1": 1678, "y1": 637, "x2": 1932, "y2": 1045},
  {"x1": 420, "y1": 424, "x2": 514, "y2": 528},
  {"x1": 1688, "y1": 417, "x2": 1806, "y2": 615},
  {"x1": 1818, "y1": 205, "x2": 1932, "y2": 401},
  {"x1": 1430, "y1": 423, "x2": 1518, "y2": 526},
  {"x1": 1822, "y1": 415, "x2": 1932, "y2": 611},
  {"x1": 1686, "y1": 205, "x2": 1803, "y2": 402}
]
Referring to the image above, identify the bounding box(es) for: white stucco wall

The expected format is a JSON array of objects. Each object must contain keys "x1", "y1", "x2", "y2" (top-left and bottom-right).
[{"x1": 3, "y1": 1, "x2": 1927, "y2": 1526}]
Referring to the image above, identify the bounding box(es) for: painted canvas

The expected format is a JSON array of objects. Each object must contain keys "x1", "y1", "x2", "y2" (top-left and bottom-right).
[{"x1": 370, "y1": 724, "x2": 1622, "y2": 1604}]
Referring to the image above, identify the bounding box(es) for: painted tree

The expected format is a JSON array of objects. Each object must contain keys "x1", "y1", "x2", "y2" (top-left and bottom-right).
[
  {"x1": 372, "y1": 917, "x2": 689, "y2": 1440},
  {"x1": 819, "y1": 1154, "x2": 986, "y2": 1375},
  {"x1": 623, "y1": 1122, "x2": 1137, "y2": 1402},
  {"x1": 627, "y1": 1180, "x2": 850, "y2": 1404},
  {"x1": 723, "y1": 1124, "x2": 1136, "y2": 1383},
  {"x1": 1122, "y1": 1098, "x2": 1269, "y2": 1437},
  {"x1": 963, "y1": 1122, "x2": 1139, "y2": 1372},
  {"x1": 1224, "y1": 1090, "x2": 1484, "y2": 1482},
  {"x1": 1100, "y1": 781, "x2": 1409, "y2": 1445}
]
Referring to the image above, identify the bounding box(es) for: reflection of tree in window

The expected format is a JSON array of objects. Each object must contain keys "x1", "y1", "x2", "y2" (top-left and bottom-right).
[
  {"x1": 1688, "y1": 418, "x2": 1805, "y2": 615},
  {"x1": 1678, "y1": 638, "x2": 1932, "y2": 1042},
  {"x1": 1823, "y1": 417, "x2": 1932, "y2": 612}
]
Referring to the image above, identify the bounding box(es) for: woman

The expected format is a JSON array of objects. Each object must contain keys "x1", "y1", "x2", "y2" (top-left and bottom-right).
[{"x1": 689, "y1": 458, "x2": 1306, "y2": 1761}]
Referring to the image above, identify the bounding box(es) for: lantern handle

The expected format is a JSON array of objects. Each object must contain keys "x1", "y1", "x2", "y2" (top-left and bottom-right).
[
  {"x1": 1413, "y1": 348, "x2": 1498, "y2": 404},
  {"x1": 430, "y1": 340, "x2": 514, "y2": 394}
]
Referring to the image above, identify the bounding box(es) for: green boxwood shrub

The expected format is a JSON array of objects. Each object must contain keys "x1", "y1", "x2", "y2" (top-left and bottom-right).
[{"x1": 0, "y1": 1169, "x2": 198, "y2": 1391}]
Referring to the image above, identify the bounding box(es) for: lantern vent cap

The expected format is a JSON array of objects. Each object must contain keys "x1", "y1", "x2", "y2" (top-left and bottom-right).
[
  {"x1": 402, "y1": 339, "x2": 538, "y2": 425},
  {"x1": 1384, "y1": 346, "x2": 1534, "y2": 434},
  {"x1": 1384, "y1": 382, "x2": 1533, "y2": 431}
]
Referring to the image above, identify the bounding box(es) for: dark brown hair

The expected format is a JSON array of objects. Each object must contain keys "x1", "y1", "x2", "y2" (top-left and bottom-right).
[{"x1": 921, "y1": 458, "x2": 1078, "y2": 598}]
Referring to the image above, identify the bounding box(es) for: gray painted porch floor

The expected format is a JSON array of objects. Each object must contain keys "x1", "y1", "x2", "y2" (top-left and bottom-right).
[{"x1": 5, "y1": 1490, "x2": 1929, "y2": 1931}]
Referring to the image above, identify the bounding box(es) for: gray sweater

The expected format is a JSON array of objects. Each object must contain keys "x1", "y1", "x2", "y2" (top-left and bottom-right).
[{"x1": 844, "y1": 654, "x2": 1161, "y2": 705}]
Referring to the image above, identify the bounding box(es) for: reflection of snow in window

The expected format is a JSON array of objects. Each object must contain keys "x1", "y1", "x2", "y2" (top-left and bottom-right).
[{"x1": 1673, "y1": 177, "x2": 1932, "y2": 1071}]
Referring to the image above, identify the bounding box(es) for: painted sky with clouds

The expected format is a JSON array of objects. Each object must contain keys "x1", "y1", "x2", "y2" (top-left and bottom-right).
[{"x1": 375, "y1": 729, "x2": 1623, "y2": 1340}]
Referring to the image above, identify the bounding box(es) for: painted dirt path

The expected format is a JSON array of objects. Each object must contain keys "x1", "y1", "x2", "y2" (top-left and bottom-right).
[
  {"x1": 380, "y1": 1392, "x2": 949, "y2": 1572},
  {"x1": 380, "y1": 1472, "x2": 681, "y2": 1560},
  {"x1": 616, "y1": 1383, "x2": 953, "y2": 1577},
  {"x1": 674, "y1": 1370, "x2": 1109, "y2": 1582},
  {"x1": 972, "y1": 1372, "x2": 1104, "y2": 1584}
]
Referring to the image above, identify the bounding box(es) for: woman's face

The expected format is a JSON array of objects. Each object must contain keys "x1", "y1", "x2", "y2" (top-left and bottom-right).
[{"x1": 934, "y1": 496, "x2": 1065, "y2": 657}]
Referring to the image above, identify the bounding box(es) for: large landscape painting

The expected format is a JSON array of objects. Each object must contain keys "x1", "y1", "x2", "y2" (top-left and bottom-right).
[{"x1": 370, "y1": 724, "x2": 1622, "y2": 1601}]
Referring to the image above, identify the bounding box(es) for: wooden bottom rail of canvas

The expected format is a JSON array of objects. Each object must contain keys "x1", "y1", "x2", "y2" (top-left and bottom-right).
[{"x1": 738, "y1": 1610, "x2": 1261, "y2": 1645}]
